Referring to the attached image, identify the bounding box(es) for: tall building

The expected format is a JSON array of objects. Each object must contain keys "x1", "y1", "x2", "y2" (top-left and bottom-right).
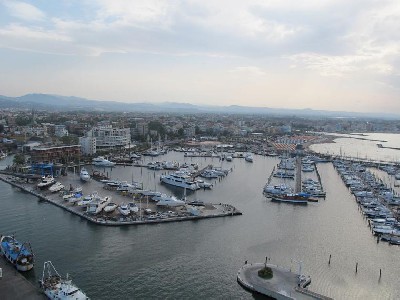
[
  {"x1": 79, "y1": 136, "x2": 97, "y2": 155},
  {"x1": 86, "y1": 125, "x2": 131, "y2": 149}
]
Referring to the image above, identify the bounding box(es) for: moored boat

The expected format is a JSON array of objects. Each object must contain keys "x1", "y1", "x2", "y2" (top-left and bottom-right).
[
  {"x1": 0, "y1": 235, "x2": 34, "y2": 271},
  {"x1": 48, "y1": 182, "x2": 65, "y2": 193},
  {"x1": 37, "y1": 175, "x2": 55, "y2": 189},
  {"x1": 92, "y1": 156, "x2": 116, "y2": 167},
  {"x1": 271, "y1": 192, "x2": 310, "y2": 204},
  {"x1": 39, "y1": 261, "x2": 89, "y2": 299},
  {"x1": 80, "y1": 168, "x2": 90, "y2": 182}
]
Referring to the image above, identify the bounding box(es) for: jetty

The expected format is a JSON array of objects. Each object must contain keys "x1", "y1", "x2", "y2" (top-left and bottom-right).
[
  {"x1": 0, "y1": 173, "x2": 241, "y2": 227},
  {"x1": 237, "y1": 262, "x2": 332, "y2": 300},
  {"x1": 0, "y1": 257, "x2": 45, "y2": 300}
]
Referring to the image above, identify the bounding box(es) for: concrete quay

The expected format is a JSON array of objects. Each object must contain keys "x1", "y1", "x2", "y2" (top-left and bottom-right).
[
  {"x1": 0, "y1": 174, "x2": 241, "y2": 226},
  {"x1": 0, "y1": 257, "x2": 46, "y2": 300},
  {"x1": 237, "y1": 263, "x2": 333, "y2": 300}
]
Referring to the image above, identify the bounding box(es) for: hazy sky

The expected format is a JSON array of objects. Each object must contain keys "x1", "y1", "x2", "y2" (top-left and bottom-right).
[{"x1": 0, "y1": 0, "x2": 399, "y2": 113}]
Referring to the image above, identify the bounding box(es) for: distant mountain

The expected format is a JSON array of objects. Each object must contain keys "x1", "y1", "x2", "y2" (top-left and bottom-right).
[{"x1": 0, "y1": 93, "x2": 399, "y2": 119}]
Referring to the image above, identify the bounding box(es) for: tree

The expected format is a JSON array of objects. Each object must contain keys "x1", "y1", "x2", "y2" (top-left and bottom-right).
[{"x1": 13, "y1": 153, "x2": 26, "y2": 166}]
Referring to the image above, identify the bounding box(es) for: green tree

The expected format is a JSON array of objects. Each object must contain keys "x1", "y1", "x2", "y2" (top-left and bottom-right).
[{"x1": 13, "y1": 153, "x2": 26, "y2": 166}]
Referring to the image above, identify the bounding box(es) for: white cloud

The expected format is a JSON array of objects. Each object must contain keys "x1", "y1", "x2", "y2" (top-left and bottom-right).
[{"x1": 3, "y1": 0, "x2": 45, "y2": 21}]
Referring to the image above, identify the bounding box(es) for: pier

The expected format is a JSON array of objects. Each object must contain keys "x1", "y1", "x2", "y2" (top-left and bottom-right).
[
  {"x1": 0, "y1": 174, "x2": 241, "y2": 227},
  {"x1": 237, "y1": 263, "x2": 333, "y2": 300},
  {"x1": 0, "y1": 257, "x2": 45, "y2": 300}
]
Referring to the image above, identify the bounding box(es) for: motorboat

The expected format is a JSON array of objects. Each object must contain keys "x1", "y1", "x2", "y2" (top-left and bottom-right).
[
  {"x1": 48, "y1": 182, "x2": 65, "y2": 193},
  {"x1": 39, "y1": 261, "x2": 89, "y2": 299},
  {"x1": 77, "y1": 192, "x2": 99, "y2": 207},
  {"x1": 80, "y1": 168, "x2": 90, "y2": 182},
  {"x1": 37, "y1": 175, "x2": 55, "y2": 189},
  {"x1": 130, "y1": 153, "x2": 141, "y2": 159},
  {"x1": 301, "y1": 164, "x2": 315, "y2": 172},
  {"x1": 156, "y1": 195, "x2": 186, "y2": 207},
  {"x1": 92, "y1": 156, "x2": 116, "y2": 167},
  {"x1": 160, "y1": 172, "x2": 199, "y2": 190},
  {"x1": 244, "y1": 154, "x2": 253, "y2": 162},
  {"x1": 226, "y1": 155, "x2": 233, "y2": 162},
  {"x1": 264, "y1": 184, "x2": 292, "y2": 196},
  {"x1": 196, "y1": 179, "x2": 213, "y2": 189},
  {"x1": 103, "y1": 202, "x2": 117, "y2": 213},
  {"x1": 68, "y1": 193, "x2": 83, "y2": 204},
  {"x1": 118, "y1": 203, "x2": 130, "y2": 216},
  {"x1": 271, "y1": 192, "x2": 310, "y2": 204},
  {"x1": 0, "y1": 235, "x2": 34, "y2": 271},
  {"x1": 86, "y1": 196, "x2": 111, "y2": 214},
  {"x1": 128, "y1": 202, "x2": 139, "y2": 213}
]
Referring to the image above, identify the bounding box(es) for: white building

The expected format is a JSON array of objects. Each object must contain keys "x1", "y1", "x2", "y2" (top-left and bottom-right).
[
  {"x1": 79, "y1": 136, "x2": 97, "y2": 155},
  {"x1": 86, "y1": 125, "x2": 131, "y2": 148}
]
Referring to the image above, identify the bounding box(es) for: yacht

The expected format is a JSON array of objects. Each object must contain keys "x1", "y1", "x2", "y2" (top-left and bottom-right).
[
  {"x1": 37, "y1": 175, "x2": 55, "y2": 189},
  {"x1": 48, "y1": 182, "x2": 65, "y2": 193},
  {"x1": 80, "y1": 168, "x2": 90, "y2": 182},
  {"x1": 196, "y1": 179, "x2": 213, "y2": 189},
  {"x1": 244, "y1": 154, "x2": 253, "y2": 162},
  {"x1": 128, "y1": 202, "x2": 139, "y2": 213},
  {"x1": 156, "y1": 195, "x2": 186, "y2": 207},
  {"x1": 103, "y1": 202, "x2": 117, "y2": 213},
  {"x1": 92, "y1": 156, "x2": 116, "y2": 167},
  {"x1": 118, "y1": 203, "x2": 130, "y2": 216},
  {"x1": 39, "y1": 261, "x2": 89, "y2": 299},
  {"x1": 271, "y1": 192, "x2": 310, "y2": 204},
  {"x1": 77, "y1": 192, "x2": 99, "y2": 207},
  {"x1": 226, "y1": 155, "x2": 233, "y2": 162},
  {"x1": 160, "y1": 172, "x2": 199, "y2": 190},
  {"x1": 86, "y1": 196, "x2": 111, "y2": 214}
]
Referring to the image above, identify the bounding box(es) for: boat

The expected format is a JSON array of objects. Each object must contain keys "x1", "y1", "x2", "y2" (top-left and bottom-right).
[
  {"x1": 156, "y1": 195, "x2": 186, "y2": 207},
  {"x1": 301, "y1": 164, "x2": 315, "y2": 172},
  {"x1": 77, "y1": 192, "x2": 99, "y2": 207},
  {"x1": 48, "y1": 182, "x2": 65, "y2": 193},
  {"x1": 86, "y1": 196, "x2": 111, "y2": 214},
  {"x1": 196, "y1": 179, "x2": 213, "y2": 189},
  {"x1": 92, "y1": 156, "x2": 116, "y2": 167},
  {"x1": 37, "y1": 175, "x2": 55, "y2": 189},
  {"x1": 226, "y1": 155, "x2": 233, "y2": 162},
  {"x1": 80, "y1": 168, "x2": 90, "y2": 182},
  {"x1": 103, "y1": 202, "x2": 117, "y2": 213},
  {"x1": 271, "y1": 192, "x2": 310, "y2": 204},
  {"x1": 160, "y1": 172, "x2": 199, "y2": 190},
  {"x1": 128, "y1": 202, "x2": 139, "y2": 213},
  {"x1": 118, "y1": 203, "x2": 130, "y2": 216},
  {"x1": 244, "y1": 154, "x2": 253, "y2": 162},
  {"x1": 0, "y1": 235, "x2": 34, "y2": 271},
  {"x1": 39, "y1": 261, "x2": 89, "y2": 299}
]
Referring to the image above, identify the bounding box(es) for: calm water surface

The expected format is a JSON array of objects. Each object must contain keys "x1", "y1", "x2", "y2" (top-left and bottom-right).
[{"x1": 0, "y1": 152, "x2": 399, "y2": 300}]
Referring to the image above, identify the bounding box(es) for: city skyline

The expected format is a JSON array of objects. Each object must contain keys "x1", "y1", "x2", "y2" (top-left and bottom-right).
[{"x1": 0, "y1": 0, "x2": 399, "y2": 113}]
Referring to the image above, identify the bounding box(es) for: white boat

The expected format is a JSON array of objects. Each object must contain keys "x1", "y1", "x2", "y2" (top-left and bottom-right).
[
  {"x1": 37, "y1": 175, "x2": 55, "y2": 189},
  {"x1": 118, "y1": 203, "x2": 130, "y2": 216},
  {"x1": 244, "y1": 154, "x2": 253, "y2": 162},
  {"x1": 92, "y1": 156, "x2": 116, "y2": 167},
  {"x1": 128, "y1": 202, "x2": 139, "y2": 213},
  {"x1": 302, "y1": 164, "x2": 315, "y2": 172},
  {"x1": 86, "y1": 196, "x2": 111, "y2": 214},
  {"x1": 196, "y1": 179, "x2": 213, "y2": 189},
  {"x1": 226, "y1": 155, "x2": 233, "y2": 162},
  {"x1": 39, "y1": 261, "x2": 89, "y2": 300},
  {"x1": 160, "y1": 172, "x2": 199, "y2": 190},
  {"x1": 48, "y1": 182, "x2": 65, "y2": 193},
  {"x1": 77, "y1": 192, "x2": 99, "y2": 207},
  {"x1": 80, "y1": 168, "x2": 90, "y2": 182},
  {"x1": 130, "y1": 153, "x2": 141, "y2": 159},
  {"x1": 156, "y1": 195, "x2": 186, "y2": 207},
  {"x1": 103, "y1": 202, "x2": 117, "y2": 213}
]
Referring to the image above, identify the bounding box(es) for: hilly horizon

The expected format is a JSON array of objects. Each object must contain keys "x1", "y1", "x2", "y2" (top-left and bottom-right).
[{"x1": 0, "y1": 93, "x2": 399, "y2": 119}]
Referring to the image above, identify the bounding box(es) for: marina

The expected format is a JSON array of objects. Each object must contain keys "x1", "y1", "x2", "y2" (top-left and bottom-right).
[{"x1": 1, "y1": 148, "x2": 400, "y2": 299}]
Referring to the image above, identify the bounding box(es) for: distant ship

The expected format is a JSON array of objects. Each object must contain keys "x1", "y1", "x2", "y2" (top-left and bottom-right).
[
  {"x1": 39, "y1": 261, "x2": 89, "y2": 299},
  {"x1": 0, "y1": 235, "x2": 34, "y2": 271}
]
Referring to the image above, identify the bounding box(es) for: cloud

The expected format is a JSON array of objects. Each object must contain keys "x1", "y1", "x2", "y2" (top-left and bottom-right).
[{"x1": 3, "y1": 0, "x2": 45, "y2": 21}]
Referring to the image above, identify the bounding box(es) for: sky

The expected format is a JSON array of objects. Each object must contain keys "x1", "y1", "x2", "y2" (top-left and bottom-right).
[{"x1": 0, "y1": 0, "x2": 399, "y2": 113}]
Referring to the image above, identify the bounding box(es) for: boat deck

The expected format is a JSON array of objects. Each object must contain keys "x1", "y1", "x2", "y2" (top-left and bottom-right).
[{"x1": 0, "y1": 256, "x2": 46, "y2": 300}]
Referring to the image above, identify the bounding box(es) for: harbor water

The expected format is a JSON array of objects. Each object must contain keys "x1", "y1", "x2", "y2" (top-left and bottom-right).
[{"x1": 0, "y1": 148, "x2": 400, "y2": 299}]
